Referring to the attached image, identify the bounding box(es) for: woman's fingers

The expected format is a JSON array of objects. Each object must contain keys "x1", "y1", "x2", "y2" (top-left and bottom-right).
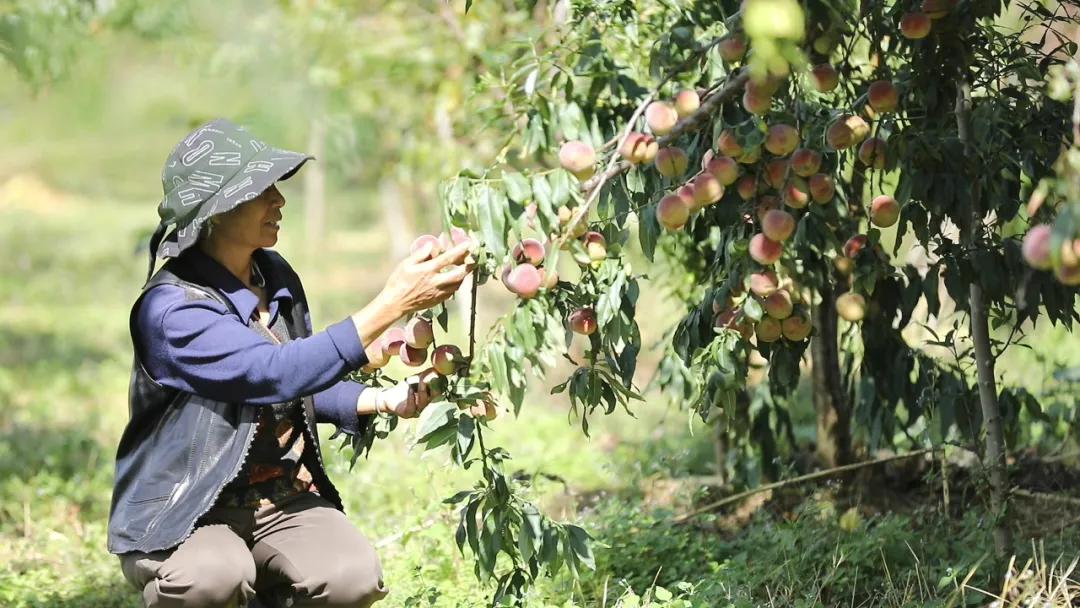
[{"x1": 424, "y1": 241, "x2": 471, "y2": 271}]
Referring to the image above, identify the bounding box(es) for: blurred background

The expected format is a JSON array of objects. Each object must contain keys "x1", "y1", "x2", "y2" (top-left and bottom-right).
[{"x1": 2, "y1": 1, "x2": 1078, "y2": 607}]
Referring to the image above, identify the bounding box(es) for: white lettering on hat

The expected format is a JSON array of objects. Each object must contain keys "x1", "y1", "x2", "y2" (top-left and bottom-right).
[
  {"x1": 182, "y1": 140, "x2": 215, "y2": 166},
  {"x1": 249, "y1": 139, "x2": 267, "y2": 153},
  {"x1": 244, "y1": 160, "x2": 274, "y2": 174},
  {"x1": 177, "y1": 187, "x2": 205, "y2": 207},
  {"x1": 209, "y1": 152, "x2": 242, "y2": 166},
  {"x1": 184, "y1": 126, "x2": 223, "y2": 146},
  {"x1": 222, "y1": 175, "x2": 254, "y2": 199},
  {"x1": 187, "y1": 170, "x2": 225, "y2": 192}
]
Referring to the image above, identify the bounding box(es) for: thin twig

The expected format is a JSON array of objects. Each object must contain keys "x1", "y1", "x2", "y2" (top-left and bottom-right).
[{"x1": 1011, "y1": 488, "x2": 1080, "y2": 507}]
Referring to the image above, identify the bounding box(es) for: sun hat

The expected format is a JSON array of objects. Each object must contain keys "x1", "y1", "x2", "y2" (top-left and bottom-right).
[{"x1": 145, "y1": 118, "x2": 313, "y2": 281}]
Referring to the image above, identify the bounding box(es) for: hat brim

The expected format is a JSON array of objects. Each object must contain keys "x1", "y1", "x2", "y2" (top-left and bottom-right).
[{"x1": 158, "y1": 148, "x2": 313, "y2": 258}]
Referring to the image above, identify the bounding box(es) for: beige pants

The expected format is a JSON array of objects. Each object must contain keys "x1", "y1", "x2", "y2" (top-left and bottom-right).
[{"x1": 119, "y1": 492, "x2": 388, "y2": 608}]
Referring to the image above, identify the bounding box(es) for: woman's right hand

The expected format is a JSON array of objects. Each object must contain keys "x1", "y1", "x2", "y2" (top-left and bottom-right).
[{"x1": 379, "y1": 240, "x2": 474, "y2": 316}]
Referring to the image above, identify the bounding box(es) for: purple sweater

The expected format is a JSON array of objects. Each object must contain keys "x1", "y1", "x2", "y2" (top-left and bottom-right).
[{"x1": 134, "y1": 248, "x2": 371, "y2": 435}]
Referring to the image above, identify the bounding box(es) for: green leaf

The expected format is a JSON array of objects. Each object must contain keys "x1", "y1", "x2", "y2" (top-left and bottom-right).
[
  {"x1": 565, "y1": 524, "x2": 595, "y2": 570},
  {"x1": 475, "y1": 185, "x2": 508, "y2": 259},
  {"x1": 638, "y1": 204, "x2": 660, "y2": 261},
  {"x1": 503, "y1": 171, "x2": 532, "y2": 203},
  {"x1": 415, "y1": 401, "x2": 457, "y2": 442}
]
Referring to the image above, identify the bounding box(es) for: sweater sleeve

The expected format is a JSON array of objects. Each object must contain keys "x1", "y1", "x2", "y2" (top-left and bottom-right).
[
  {"x1": 135, "y1": 284, "x2": 369, "y2": 405},
  {"x1": 312, "y1": 380, "x2": 374, "y2": 436}
]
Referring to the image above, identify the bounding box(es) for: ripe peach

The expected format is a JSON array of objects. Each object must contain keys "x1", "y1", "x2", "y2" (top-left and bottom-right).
[
  {"x1": 765, "y1": 124, "x2": 800, "y2": 157},
  {"x1": 439, "y1": 226, "x2": 473, "y2": 250},
  {"x1": 743, "y1": 89, "x2": 772, "y2": 115},
  {"x1": 901, "y1": 12, "x2": 932, "y2": 39},
  {"x1": 718, "y1": 34, "x2": 747, "y2": 62},
  {"x1": 748, "y1": 77, "x2": 783, "y2": 98},
  {"x1": 737, "y1": 176, "x2": 758, "y2": 200},
  {"x1": 826, "y1": 115, "x2": 870, "y2": 150},
  {"x1": 404, "y1": 317, "x2": 434, "y2": 349},
  {"x1": 809, "y1": 173, "x2": 835, "y2": 203},
  {"x1": 1055, "y1": 263, "x2": 1080, "y2": 286},
  {"x1": 674, "y1": 89, "x2": 700, "y2": 118},
  {"x1": 810, "y1": 64, "x2": 839, "y2": 92},
  {"x1": 619, "y1": 132, "x2": 649, "y2": 164},
  {"x1": 559, "y1": 140, "x2": 596, "y2": 180},
  {"x1": 1021, "y1": 224, "x2": 1053, "y2": 270},
  {"x1": 868, "y1": 81, "x2": 899, "y2": 113},
  {"x1": 410, "y1": 234, "x2": 443, "y2": 258},
  {"x1": 756, "y1": 317, "x2": 783, "y2": 343},
  {"x1": 655, "y1": 147, "x2": 689, "y2": 177},
  {"x1": 512, "y1": 238, "x2": 546, "y2": 266},
  {"x1": 677, "y1": 183, "x2": 700, "y2": 213},
  {"x1": 505, "y1": 263, "x2": 543, "y2": 299},
  {"x1": 706, "y1": 156, "x2": 740, "y2": 186},
  {"x1": 381, "y1": 327, "x2": 406, "y2": 356},
  {"x1": 399, "y1": 343, "x2": 428, "y2": 367},
  {"x1": 783, "y1": 177, "x2": 811, "y2": 209},
  {"x1": 790, "y1": 148, "x2": 822, "y2": 177},
  {"x1": 583, "y1": 231, "x2": 607, "y2": 262},
  {"x1": 755, "y1": 195, "x2": 781, "y2": 223},
  {"x1": 836, "y1": 292, "x2": 867, "y2": 322},
  {"x1": 870, "y1": 195, "x2": 900, "y2": 227},
  {"x1": 762, "y1": 209, "x2": 796, "y2": 242},
  {"x1": 763, "y1": 289, "x2": 794, "y2": 319},
  {"x1": 569, "y1": 307, "x2": 598, "y2": 335},
  {"x1": 843, "y1": 234, "x2": 869, "y2": 258},
  {"x1": 693, "y1": 174, "x2": 724, "y2": 207},
  {"x1": 646, "y1": 101, "x2": 679, "y2": 135},
  {"x1": 639, "y1": 136, "x2": 659, "y2": 164},
  {"x1": 857, "y1": 138, "x2": 888, "y2": 169},
  {"x1": 737, "y1": 144, "x2": 762, "y2": 165},
  {"x1": 657, "y1": 193, "x2": 691, "y2": 230},
  {"x1": 765, "y1": 159, "x2": 790, "y2": 189},
  {"x1": 714, "y1": 309, "x2": 753, "y2": 340},
  {"x1": 716, "y1": 130, "x2": 743, "y2": 158},
  {"x1": 749, "y1": 233, "x2": 783, "y2": 265},
  {"x1": 432, "y1": 344, "x2": 464, "y2": 376},
  {"x1": 781, "y1": 311, "x2": 812, "y2": 341},
  {"x1": 749, "y1": 270, "x2": 779, "y2": 297}
]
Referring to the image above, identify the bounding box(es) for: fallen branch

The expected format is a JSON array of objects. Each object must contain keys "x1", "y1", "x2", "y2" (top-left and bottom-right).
[
  {"x1": 1011, "y1": 488, "x2": 1080, "y2": 508},
  {"x1": 671, "y1": 447, "x2": 936, "y2": 524}
]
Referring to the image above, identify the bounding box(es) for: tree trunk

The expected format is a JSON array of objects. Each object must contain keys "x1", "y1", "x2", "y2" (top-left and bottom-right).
[
  {"x1": 811, "y1": 278, "x2": 851, "y2": 467},
  {"x1": 956, "y1": 81, "x2": 1012, "y2": 559},
  {"x1": 304, "y1": 116, "x2": 327, "y2": 256}
]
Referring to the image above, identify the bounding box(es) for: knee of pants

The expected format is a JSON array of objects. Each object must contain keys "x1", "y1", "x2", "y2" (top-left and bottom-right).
[
  {"x1": 159, "y1": 551, "x2": 257, "y2": 606},
  {"x1": 307, "y1": 553, "x2": 388, "y2": 607}
]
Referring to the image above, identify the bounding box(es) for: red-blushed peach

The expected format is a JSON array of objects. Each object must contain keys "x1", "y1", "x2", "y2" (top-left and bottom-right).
[
  {"x1": 542, "y1": 268, "x2": 559, "y2": 290},
  {"x1": 743, "y1": 89, "x2": 772, "y2": 115},
  {"x1": 404, "y1": 317, "x2": 434, "y2": 349},
  {"x1": 737, "y1": 144, "x2": 762, "y2": 165},
  {"x1": 762, "y1": 209, "x2": 797, "y2": 242},
  {"x1": 764, "y1": 159, "x2": 790, "y2": 189},
  {"x1": 655, "y1": 147, "x2": 689, "y2": 177},
  {"x1": 706, "y1": 156, "x2": 740, "y2": 185},
  {"x1": 399, "y1": 343, "x2": 428, "y2": 367},
  {"x1": 657, "y1": 193, "x2": 691, "y2": 230},
  {"x1": 763, "y1": 289, "x2": 794, "y2": 319},
  {"x1": 756, "y1": 316, "x2": 783, "y2": 342},
  {"x1": 639, "y1": 136, "x2": 659, "y2": 164},
  {"x1": 809, "y1": 173, "x2": 835, "y2": 203},
  {"x1": 749, "y1": 233, "x2": 783, "y2": 265},
  {"x1": 504, "y1": 263, "x2": 543, "y2": 299},
  {"x1": 868, "y1": 81, "x2": 899, "y2": 113},
  {"x1": 714, "y1": 308, "x2": 754, "y2": 340},
  {"x1": 381, "y1": 327, "x2": 406, "y2": 356},
  {"x1": 646, "y1": 101, "x2": 679, "y2": 135},
  {"x1": 783, "y1": 177, "x2": 811, "y2": 209},
  {"x1": 693, "y1": 173, "x2": 724, "y2": 207},
  {"x1": 1021, "y1": 224, "x2": 1053, "y2": 270},
  {"x1": 857, "y1": 138, "x2": 888, "y2": 169},
  {"x1": 619, "y1": 132, "x2": 648, "y2": 164},
  {"x1": 512, "y1": 238, "x2": 546, "y2": 266},
  {"x1": 559, "y1": 140, "x2": 596, "y2": 180},
  {"x1": 781, "y1": 311, "x2": 812, "y2": 341},
  {"x1": 674, "y1": 89, "x2": 700, "y2": 118},
  {"x1": 810, "y1": 64, "x2": 839, "y2": 92},
  {"x1": 826, "y1": 115, "x2": 870, "y2": 149},
  {"x1": 836, "y1": 292, "x2": 867, "y2": 322},
  {"x1": 755, "y1": 195, "x2": 781, "y2": 223},
  {"x1": 870, "y1": 195, "x2": 900, "y2": 228},
  {"x1": 737, "y1": 175, "x2": 758, "y2": 201},
  {"x1": 675, "y1": 183, "x2": 700, "y2": 213},
  {"x1": 843, "y1": 234, "x2": 870, "y2": 259},
  {"x1": 790, "y1": 148, "x2": 822, "y2": 177},
  {"x1": 764, "y1": 124, "x2": 800, "y2": 157},
  {"x1": 582, "y1": 231, "x2": 607, "y2": 262},
  {"x1": 569, "y1": 307, "x2": 598, "y2": 335},
  {"x1": 716, "y1": 130, "x2": 743, "y2": 158},
  {"x1": 438, "y1": 226, "x2": 473, "y2": 251},
  {"x1": 719, "y1": 34, "x2": 747, "y2": 62},
  {"x1": 748, "y1": 270, "x2": 779, "y2": 297},
  {"x1": 901, "y1": 12, "x2": 932, "y2": 39},
  {"x1": 432, "y1": 344, "x2": 464, "y2": 376},
  {"x1": 410, "y1": 234, "x2": 443, "y2": 258}
]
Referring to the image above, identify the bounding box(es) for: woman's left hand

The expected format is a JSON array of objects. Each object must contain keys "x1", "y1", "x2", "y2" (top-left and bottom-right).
[{"x1": 374, "y1": 374, "x2": 434, "y2": 419}]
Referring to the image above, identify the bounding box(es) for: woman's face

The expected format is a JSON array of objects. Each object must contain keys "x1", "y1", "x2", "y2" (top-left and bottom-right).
[{"x1": 211, "y1": 185, "x2": 285, "y2": 250}]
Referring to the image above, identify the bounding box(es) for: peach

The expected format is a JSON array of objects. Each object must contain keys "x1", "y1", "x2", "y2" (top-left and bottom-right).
[
  {"x1": 583, "y1": 231, "x2": 607, "y2": 262},
  {"x1": 432, "y1": 344, "x2": 464, "y2": 376},
  {"x1": 743, "y1": 89, "x2": 772, "y2": 115},
  {"x1": 763, "y1": 289, "x2": 794, "y2": 319},
  {"x1": 764, "y1": 124, "x2": 800, "y2": 157},
  {"x1": 559, "y1": 140, "x2": 596, "y2": 179},
  {"x1": 781, "y1": 311, "x2": 812, "y2": 341},
  {"x1": 749, "y1": 270, "x2": 779, "y2": 297},
  {"x1": 901, "y1": 12, "x2": 932, "y2": 39},
  {"x1": 674, "y1": 89, "x2": 700, "y2": 118},
  {"x1": 755, "y1": 195, "x2": 781, "y2": 223},
  {"x1": 783, "y1": 177, "x2": 811, "y2": 209},
  {"x1": 1055, "y1": 259, "x2": 1080, "y2": 286},
  {"x1": 714, "y1": 309, "x2": 753, "y2": 340},
  {"x1": 569, "y1": 307, "x2": 598, "y2": 335},
  {"x1": 748, "y1": 77, "x2": 783, "y2": 98},
  {"x1": 810, "y1": 64, "x2": 839, "y2": 92},
  {"x1": 439, "y1": 226, "x2": 473, "y2": 250},
  {"x1": 646, "y1": 101, "x2": 679, "y2": 135},
  {"x1": 843, "y1": 234, "x2": 869, "y2": 259},
  {"x1": 737, "y1": 176, "x2": 758, "y2": 200},
  {"x1": 693, "y1": 174, "x2": 724, "y2": 207},
  {"x1": 836, "y1": 293, "x2": 867, "y2": 322},
  {"x1": 706, "y1": 156, "x2": 740, "y2": 185},
  {"x1": 756, "y1": 317, "x2": 783, "y2": 343},
  {"x1": 361, "y1": 342, "x2": 391, "y2": 373},
  {"x1": 655, "y1": 147, "x2": 689, "y2": 177},
  {"x1": 657, "y1": 193, "x2": 691, "y2": 230},
  {"x1": 399, "y1": 343, "x2": 428, "y2": 367},
  {"x1": 868, "y1": 81, "x2": 899, "y2": 113},
  {"x1": 719, "y1": 34, "x2": 747, "y2": 62},
  {"x1": 404, "y1": 317, "x2": 434, "y2": 349},
  {"x1": 765, "y1": 159, "x2": 790, "y2": 189},
  {"x1": 512, "y1": 238, "x2": 546, "y2": 266},
  {"x1": 619, "y1": 132, "x2": 649, "y2": 164},
  {"x1": 834, "y1": 256, "x2": 855, "y2": 276},
  {"x1": 1021, "y1": 224, "x2": 1053, "y2": 270},
  {"x1": 716, "y1": 129, "x2": 743, "y2": 157},
  {"x1": 749, "y1": 233, "x2": 783, "y2": 265},
  {"x1": 639, "y1": 136, "x2": 659, "y2": 164},
  {"x1": 410, "y1": 234, "x2": 443, "y2": 258},
  {"x1": 790, "y1": 148, "x2": 822, "y2": 177},
  {"x1": 381, "y1": 327, "x2": 406, "y2": 356},
  {"x1": 857, "y1": 138, "x2": 888, "y2": 169},
  {"x1": 870, "y1": 195, "x2": 900, "y2": 227},
  {"x1": 826, "y1": 115, "x2": 870, "y2": 150},
  {"x1": 737, "y1": 144, "x2": 762, "y2": 165},
  {"x1": 505, "y1": 263, "x2": 543, "y2": 298},
  {"x1": 762, "y1": 209, "x2": 796, "y2": 242},
  {"x1": 809, "y1": 173, "x2": 835, "y2": 203},
  {"x1": 678, "y1": 184, "x2": 700, "y2": 213}
]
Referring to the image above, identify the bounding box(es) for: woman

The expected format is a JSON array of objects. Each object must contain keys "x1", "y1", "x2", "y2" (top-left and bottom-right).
[{"x1": 108, "y1": 118, "x2": 472, "y2": 607}]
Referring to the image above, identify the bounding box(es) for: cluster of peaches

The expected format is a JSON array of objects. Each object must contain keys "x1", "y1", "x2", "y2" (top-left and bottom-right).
[
  {"x1": 899, "y1": 0, "x2": 959, "y2": 40},
  {"x1": 1021, "y1": 225, "x2": 1080, "y2": 286}
]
